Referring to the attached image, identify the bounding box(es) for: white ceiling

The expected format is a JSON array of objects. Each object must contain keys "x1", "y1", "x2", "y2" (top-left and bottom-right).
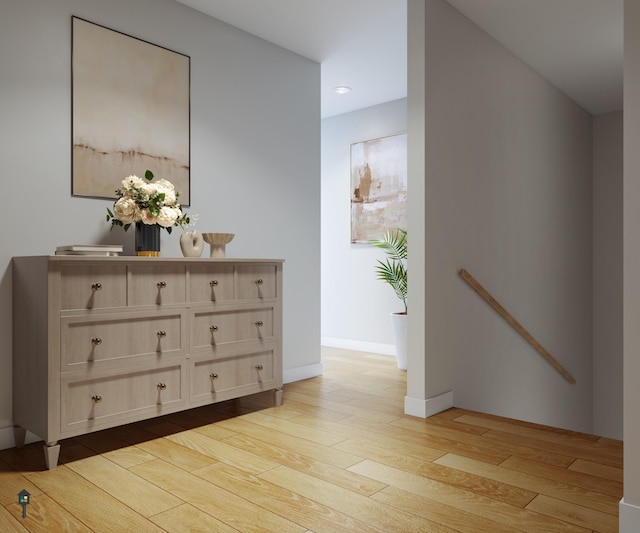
[{"x1": 175, "y1": 0, "x2": 623, "y2": 118}]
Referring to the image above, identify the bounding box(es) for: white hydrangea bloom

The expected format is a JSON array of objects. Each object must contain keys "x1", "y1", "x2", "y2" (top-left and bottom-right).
[
  {"x1": 121, "y1": 175, "x2": 145, "y2": 191},
  {"x1": 156, "y1": 179, "x2": 175, "y2": 192},
  {"x1": 140, "y1": 209, "x2": 157, "y2": 225},
  {"x1": 113, "y1": 197, "x2": 137, "y2": 223},
  {"x1": 142, "y1": 183, "x2": 158, "y2": 197},
  {"x1": 157, "y1": 206, "x2": 180, "y2": 227}
]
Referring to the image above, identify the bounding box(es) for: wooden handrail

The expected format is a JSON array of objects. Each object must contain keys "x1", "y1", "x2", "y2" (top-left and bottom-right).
[{"x1": 459, "y1": 268, "x2": 576, "y2": 384}]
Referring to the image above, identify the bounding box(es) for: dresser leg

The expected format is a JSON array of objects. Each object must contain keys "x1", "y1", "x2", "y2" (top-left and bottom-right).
[
  {"x1": 274, "y1": 388, "x2": 283, "y2": 407},
  {"x1": 44, "y1": 442, "x2": 60, "y2": 470},
  {"x1": 13, "y1": 426, "x2": 26, "y2": 448}
]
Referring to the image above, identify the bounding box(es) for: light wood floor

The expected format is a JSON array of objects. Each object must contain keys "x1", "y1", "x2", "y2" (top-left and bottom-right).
[{"x1": 0, "y1": 347, "x2": 623, "y2": 532}]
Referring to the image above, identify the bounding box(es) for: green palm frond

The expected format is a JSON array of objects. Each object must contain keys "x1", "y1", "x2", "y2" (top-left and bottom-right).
[{"x1": 370, "y1": 228, "x2": 408, "y2": 313}]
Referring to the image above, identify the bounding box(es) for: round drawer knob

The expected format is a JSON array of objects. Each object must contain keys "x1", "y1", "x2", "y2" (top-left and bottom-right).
[
  {"x1": 254, "y1": 321, "x2": 264, "y2": 327},
  {"x1": 255, "y1": 278, "x2": 263, "y2": 286},
  {"x1": 209, "y1": 372, "x2": 219, "y2": 380},
  {"x1": 157, "y1": 281, "x2": 167, "y2": 289},
  {"x1": 157, "y1": 330, "x2": 167, "y2": 338},
  {"x1": 91, "y1": 337, "x2": 102, "y2": 346},
  {"x1": 91, "y1": 395, "x2": 102, "y2": 403},
  {"x1": 209, "y1": 325, "x2": 218, "y2": 332},
  {"x1": 157, "y1": 383, "x2": 167, "y2": 390},
  {"x1": 209, "y1": 280, "x2": 218, "y2": 287},
  {"x1": 255, "y1": 364, "x2": 264, "y2": 371},
  {"x1": 91, "y1": 283, "x2": 102, "y2": 291}
]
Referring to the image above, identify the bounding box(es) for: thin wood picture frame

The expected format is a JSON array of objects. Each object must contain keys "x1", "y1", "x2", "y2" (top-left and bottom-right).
[{"x1": 71, "y1": 16, "x2": 191, "y2": 204}]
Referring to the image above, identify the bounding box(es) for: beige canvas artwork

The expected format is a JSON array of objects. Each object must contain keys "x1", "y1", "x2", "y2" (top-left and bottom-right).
[
  {"x1": 351, "y1": 133, "x2": 407, "y2": 243},
  {"x1": 72, "y1": 17, "x2": 190, "y2": 203}
]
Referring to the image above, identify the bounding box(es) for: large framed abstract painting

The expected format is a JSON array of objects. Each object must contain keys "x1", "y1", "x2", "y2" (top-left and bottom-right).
[
  {"x1": 350, "y1": 133, "x2": 407, "y2": 243},
  {"x1": 72, "y1": 17, "x2": 190, "y2": 203}
]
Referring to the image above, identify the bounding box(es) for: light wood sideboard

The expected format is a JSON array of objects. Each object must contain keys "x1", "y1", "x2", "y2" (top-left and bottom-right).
[{"x1": 12, "y1": 256, "x2": 283, "y2": 469}]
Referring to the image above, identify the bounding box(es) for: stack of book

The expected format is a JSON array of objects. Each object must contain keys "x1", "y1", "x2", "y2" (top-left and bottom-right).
[{"x1": 55, "y1": 244, "x2": 123, "y2": 256}]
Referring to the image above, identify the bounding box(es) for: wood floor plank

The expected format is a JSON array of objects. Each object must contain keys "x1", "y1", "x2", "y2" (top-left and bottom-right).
[
  {"x1": 334, "y1": 441, "x2": 536, "y2": 507},
  {"x1": 390, "y1": 416, "x2": 577, "y2": 468},
  {"x1": 481, "y1": 429, "x2": 622, "y2": 469},
  {"x1": 0, "y1": 504, "x2": 31, "y2": 532},
  {"x1": 260, "y1": 465, "x2": 435, "y2": 533},
  {"x1": 348, "y1": 459, "x2": 591, "y2": 533},
  {"x1": 294, "y1": 412, "x2": 511, "y2": 465},
  {"x1": 165, "y1": 429, "x2": 280, "y2": 474},
  {"x1": 194, "y1": 461, "x2": 387, "y2": 533},
  {"x1": 455, "y1": 414, "x2": 622, "y2": 461},
  {"x1": 65, "y1": 455, "x2": 183, "y2": 518},
  {"x1": 25, "y1": 465, "x2": 164, "y2": 532},
  {"x1": 5, "y1": 494, "x2": 91, "y2": 533},
  {"x1": 568, "y1": 458, "x2": 624, "y2": 483},
  {"x1": 526, "y1": 494, "x2": 618, "y2": 533},
  {"x1": 134, "y1": 436, "x2": 217, "y2": 472},
  {"x1": 149, "y1": 503, "x2": 239, "y2": 533},
  {"x1": 101, "y1": 445, "x2": 157, "y2": 470},
  {"x1": 190, "y1": 422, "x2": 238, "y2": 441},
  {"x1": 221, "y1": 433, "x2": 387, "y2": 496},
  {"x1": 283, "y1": 390, "x2": 400, "y2": 424},
  {"x1": 240, "y1": 410, "x2": 349, "y2": 446},
  {"x1": 451, "y1": 411, "x2": 601, "y2": 442},
  {"x1": 131, "y1": 458, "x2": 306, "y2": 532},
  {"x1": 332, "y1": 436, "x2": 446, "y2": 467},
  {"x1": 215, "y1": 416, "x2": 363, "y2": 469},
  {"x1": 501, "y1": 456, "x2": 623, "y2": 499},
  {"x1": 372, "y1": 485, "x2": 524, "y2": 533},
  {"x1": 275, "y1": 398, "x2": 356, "y2": 422},
  {"x1": 435, "y1": 453, "x2": 619, "y2": 515}
]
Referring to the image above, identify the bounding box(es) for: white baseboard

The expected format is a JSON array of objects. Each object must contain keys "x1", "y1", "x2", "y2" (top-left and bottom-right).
[
  {"x1": 619, "y1": 498, "x2": 640, "y2": 532},
  {"x1": 321, "y1": 336, "x2": 395, "y2": 356},
  {"x1": 283, "y1": 362, "x2": 323, "y2": 384},
  {"x1": 404, "y1": 390, "x2": 454, "y2": 418},
  {"x1": 0, "y1": 426, "x2": 40, "y2": 451}
]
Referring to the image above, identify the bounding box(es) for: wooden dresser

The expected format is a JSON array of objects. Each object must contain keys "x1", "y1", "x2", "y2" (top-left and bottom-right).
[{"x1": 12, "y1": 256, "x2": 283, "y2": 469}]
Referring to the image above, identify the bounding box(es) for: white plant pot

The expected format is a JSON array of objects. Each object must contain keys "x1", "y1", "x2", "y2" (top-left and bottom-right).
[{"x1": 390, "y1": 312, "x2": 408, "y2": 370}]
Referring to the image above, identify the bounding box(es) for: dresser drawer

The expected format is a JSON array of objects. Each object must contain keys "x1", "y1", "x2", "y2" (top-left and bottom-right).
[
  {"x1": 60, "y1": 264, "x2": 127, "y2": 310},
  {"x1": 61, "y1": 363, "x2": 186, "y2": 434},
  {"x1": 129, "y1": 264, "x2": 186, "y2": 306},
  {"x1": 61, "y1": 311, "x2": 184, "y2": 371},
  {"x1": 189, "y1": 264, "x2": 234, "y2": 303},
  {"x1": 236, "y1": 265, "x2": 277, "y2": 300},
  {"x1": 191, "y1": 307, "x2": 274, "y2": 350},
  {"x1": 190, "y1": 350, "x2": 275, "y2": 402}
]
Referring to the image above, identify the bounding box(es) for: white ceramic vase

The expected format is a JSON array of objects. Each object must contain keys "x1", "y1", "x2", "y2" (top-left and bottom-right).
[
  {"x1": 179, "y1": 230, "x2": 204, "y2": 257},
  {"x1": 390, "y1": 312, "x2": 408, "y2": 370}
]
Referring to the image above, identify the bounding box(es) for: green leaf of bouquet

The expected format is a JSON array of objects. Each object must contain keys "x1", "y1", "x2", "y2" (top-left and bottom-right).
[{"x1": 145, "y1": 169, "x2": 154, "y2": 181}]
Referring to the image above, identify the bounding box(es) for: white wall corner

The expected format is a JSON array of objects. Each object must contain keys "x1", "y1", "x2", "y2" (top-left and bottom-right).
[
  {"x1": 283, "y1": 363, "x2": 323, "y2": 384},
  {"x1": 404, "y1": 390, "x2": 454, "y2": 418},
  {"x1": 619, "y1": 498, "x2": 640, "y2": 532}
]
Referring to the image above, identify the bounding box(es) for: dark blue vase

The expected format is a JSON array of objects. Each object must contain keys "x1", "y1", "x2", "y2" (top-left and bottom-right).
[{"x1": 135, "y1": 222, "x2": 161, "y2": 256}]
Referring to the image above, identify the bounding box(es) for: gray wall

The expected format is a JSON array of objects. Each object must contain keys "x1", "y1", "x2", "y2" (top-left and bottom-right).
[
  {"x1": 0, "y1": 0, "x2": 321, "y2": 449},
  {"x1": 321, "y1": 98, "x2": 407, "y2": 353},
  {"x1": 409, "y1": 0, "x2": 595, "y2": 432},
  {"x1": 622, "y1": 0, "x2": 640, "y2": 527},
  {"x1": 593, "y1": 111, "x2": 623, "y2": 440}
]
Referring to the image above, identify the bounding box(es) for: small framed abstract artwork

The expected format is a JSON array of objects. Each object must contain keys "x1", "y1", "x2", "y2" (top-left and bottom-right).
[
  {"x1": 350, "y1": 133, "x2": 407, "y2": 243},
  {"x1": 71, "y1": 17, "x2": 191, "y2": 203}
]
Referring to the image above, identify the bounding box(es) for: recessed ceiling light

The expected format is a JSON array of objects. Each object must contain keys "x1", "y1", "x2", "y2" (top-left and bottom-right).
[{"x1": 334, "y1": 86, "x2": 352, "y2": 95}]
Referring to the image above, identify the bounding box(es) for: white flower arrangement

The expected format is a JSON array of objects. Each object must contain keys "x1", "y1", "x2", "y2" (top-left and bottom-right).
[{"x1": 106, "y1": 170, "x2": 190, "y2": 233}]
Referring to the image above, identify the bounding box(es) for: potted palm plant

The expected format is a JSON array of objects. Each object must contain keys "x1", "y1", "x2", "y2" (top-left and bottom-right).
[{"x1": 370, "y1": 228, "x2": 407, "y2": 369}]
